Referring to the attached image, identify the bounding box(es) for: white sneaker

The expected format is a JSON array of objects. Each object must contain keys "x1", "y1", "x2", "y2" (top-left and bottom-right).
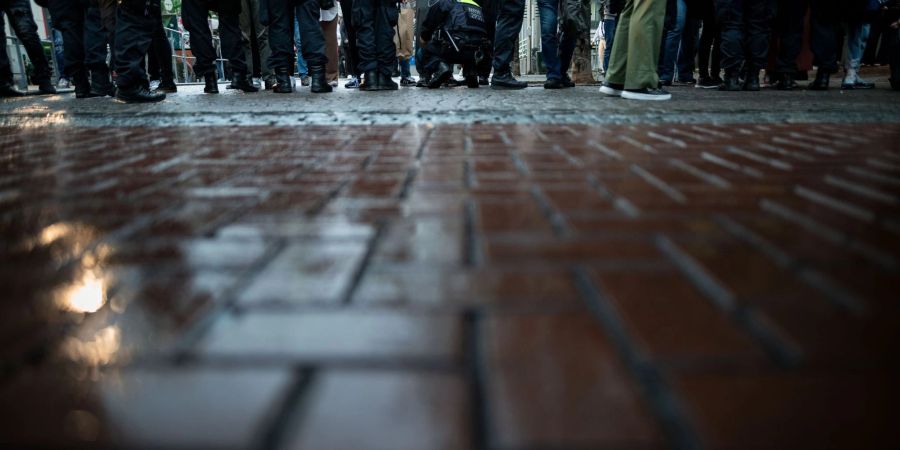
[
  {"x1": 621, "y1": 87, "x2": 672, "y2": 101},
  {"x1": 599, "y1": 82, "x2": 624, "y2": 97}
]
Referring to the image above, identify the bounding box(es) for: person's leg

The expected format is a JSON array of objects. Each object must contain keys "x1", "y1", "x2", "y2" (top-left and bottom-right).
[
  {"x1": 353, "y1": 0, "x2": 379, "y2": 77},
  {"x1": 843, "y1": 21, "x2": 873, "y2": 88},
  {"x1": 537, "y1": 0, "x2": 562, "y2": 80},
  {"x1": 773, "y1": 0, "x2": 804, "y2": 79},
  {"x1": 0, "y1": 12, "x2": 15, "y2": 91},
  {"x1": 114, "y1": 0, "x2": 158, "y2": 93},
  {"x1": 809, "y1": 0, "x2": 838, "y2": 73},
  {"x1": 220, "y1": 11, "x2": 250, "y2": 75},
  {"x1": 676, "y1": 14, "x2": 699, "y2": 82},
  {"x1": 296, "y1": 0, "x2": 328, "y2": 69},
  {"x1": 292, "y1": 17, "x2": 309, "y2": 77},
  {"x1": 602, "y1": 16, "x2": 617, "y2": 72},
  {"x1": 253, "y1": 0, "x2": 273, "y2": 82},
  {"x1": 697, "y1": 17, "x2": 713, "y2": 80},
  {"x1": 340, "y1": 0, "x2": 360, "y2": 77},
  {"x1": 151, "y1": 16, "x2": 175, "y2": 85},
  {"x1": 887, "y1": 25, "x2": 900, "y2": 89},
  {"x1": 744, "y1": 0, "x2": 772, "y2": 76},
  {"x1": 605, "y1": 0, "x2": 633, "y2": 87},
  {"x1": 623, "y1": 0, "x2": 666, "y2": 90},
  {"x1": 7, "y1": 0, "x2": 54, "y2": 90},
  {"x1": 558, "y1": 4, "x2": 578, "y2": 81},
  {"x1": 239, "y1": 0, "x2": 257, "y2": 76},
  {"x1": 375, "y1": 0, "x2": 399, "y2": 79},
  {"x1": 182, "y1": 0, "x2": 216, "y2": 76},
  {"x1": 52, "y1": 29, "x2": 67, "y2": 83},
  {"x1": 85, "y1": 4, "x2": 116, "y2": 95},
  {"x1": 492, "y1": 0, "x2": 526, "y2": 75},
  {"x1": 321, "y1": 18, "x2": 339, "y2": 82},
  {"x1": 658, "y1": 0, "x2": 686, "y2": 82},
  {"x1": 47, "y1": 0, "x2": 89, "y2": 94},
  {"x1": 715, "y1": 0, "x2": 744, "y2": 84}
]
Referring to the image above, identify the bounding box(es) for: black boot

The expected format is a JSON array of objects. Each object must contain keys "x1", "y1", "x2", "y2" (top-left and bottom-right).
[
  {"x1": 719, "y1": 73, "x2": 742, "y2": 91},
  {"x1": 428, "y1": 62, "x2": 452, "y2": 89},
  {"x1": 309, "y1": 67, "x2": 333, "y2": 93},
  {"x1": 73, "y1": 70, "x2": 99, "y2": 98},
  {"x1": 379, "y1": 71, "x2": 398, "y2": 90},
  {"x1": 478, "y1": 75, "x2": 489, "y2": 86},
  {"x1": 204, "y1": 72, "x2": 219, "y2": 93},
  {"x1": 490, "y1": 72, "x2": 527, "y2": 89},
  {"x1": 37, "y1": 77, "x2": 57, "y2": 95},
  {"x1": 743, "y1": 71, "x2": 760, "y2": 91},
  {"x1": 273, "y1": 68, "x2": 292, "y2": 93},
  {"x1": 156, "y1": 78, "x2": 177, "y2": 93},
  {"x1": 0, "y1": 82, "x2": 26, "y2": 97},
  {"x1": 90, "y1": 68, "x2": 116, "y2": 97},
  {"x1": 773, "y1": 72, "x2": 797, "y2": 91},
  {"x1": 360, "y1": 69, "x2": 380, "y2": 91},
  {"x1": 229, "y1": 73, "x2": 259, "y2": 92},
  {"x1": 115, "y1": 84, "x2": 166, "y2": 103},
  {"x1": 808, "y1": 70, "x2": 830, "y2": 91}
]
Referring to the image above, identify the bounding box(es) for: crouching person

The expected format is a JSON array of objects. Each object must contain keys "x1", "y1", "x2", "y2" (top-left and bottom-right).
[{"x1": 418, "y1": 0, "x2": 492, "y2": 88}]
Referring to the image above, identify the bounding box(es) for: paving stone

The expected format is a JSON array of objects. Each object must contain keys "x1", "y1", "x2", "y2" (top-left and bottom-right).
[
  {"x1": 485, "y1": 314, "x2": 665, "y2": 449},
  {"x1": 286, "y1": 371, "x2": 469, "y2": 450},
  {"x1": 199, "y1": 310, "x2": 461, "y2": 362}
]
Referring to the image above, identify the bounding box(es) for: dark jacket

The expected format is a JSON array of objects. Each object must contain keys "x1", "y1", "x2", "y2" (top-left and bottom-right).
[{"x1": 420, "y1": 0, "x2": 488, "y2": 45}]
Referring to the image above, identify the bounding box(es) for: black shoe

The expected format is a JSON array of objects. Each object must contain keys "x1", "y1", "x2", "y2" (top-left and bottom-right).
[
  {"x1": 229, "y1": 73, "x2": 259, "y2": 92},
  {"x1": 719, "y1": 74, "x2": 742, "y2": 91},
  {"x1": 416, "y1": 74, "x2": 431, "y2": 88},
  {"x1": 659, "y1": 79, "x2": 673, "y2": 87},
  {"x1": 695, "y1": 77, "x2": 720, "y2": 89},
  {"x1": 491, "y1": 72, "x2": 527, "y2": 89},
  {"x1": 562, "y1": 75, "x2": 575, "y2": 88},
  {"x1": 0, "y1": 82, "x2": 26, "y2": 97},
  {"x1": 773, "y1": 73, "x2": 797, "y2": 91},
  {"x1": 204, "y1": 73, "x2": 219, "y2": 94},
  {"x1": 478, "y1": 75, "x2": 489, "y2": 86},
  {"x1": 37, "y1": 78, "x2": 57, "y2": 95},
  {"x1": 90, "y1": 69, "x2": 116, "y2": 96},
  {"x1": 400, "y1": 77, "x2": 416, "y2": 86},
  {"x1": 273, "y1": 68, "x2": 293, "y2": 93},
  {"x1": 465, "y1": 74, "x2": 479, "y2": 88},
  {"x1": 72, "y1": 70, "x2": 98, "y2": 98},
  {"x1": 115, "y1": 85, "x2": 166, "y2": 103},
  {"x1": 544, "y1": 77, "x2": 566, "y2": 89},
  {"x1": 309, "y1": 67, "x2": 333, "y2": 93},
  {"x1": 378, "y1": 72, "x2": 398, "y2": 90},
  {"x1": 360, "y1": 70, "x2": 379, "y2": 91},
  {"x1": 428, "y1": 62, "x2": 452, "y2": 89},
  {"x1": 743, "y1": 72, "x2": 760, "y2": 91},
  {"x1": 808, "y1": 70, "x2": 830, "y2": 91},
  {"x1": 155, "y1": 80, "x2": 177, "y2": 93},
  {"x1": 621, "y1": 87, "x2": 672, "y2": 101},
  {"x1": 263, "y1": 77, "x2": 276, "y2": 90}
]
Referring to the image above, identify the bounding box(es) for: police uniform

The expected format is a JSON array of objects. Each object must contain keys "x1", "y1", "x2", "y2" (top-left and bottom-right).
[
  {"x1": 0, "y1": 0, "x2": 56, "y2": 96},
  {"x1": 182, "y1": 0, "x2": 257, "y2": 93},
  {"x1": 489, "y1": 0, "x2": 526, "y2": 88},
  {"x1": 265, "y1": 0, "x2": 332, "y2": 93},
  {"x1": 114, "y1": 0, "x2": 166, "y2": 102},
  {"x1": 419, "y1": 0, "x2": 491, "y2": 88},
  {"x1": 353, "y1": 0, "x2": 400, "y2": 90}
]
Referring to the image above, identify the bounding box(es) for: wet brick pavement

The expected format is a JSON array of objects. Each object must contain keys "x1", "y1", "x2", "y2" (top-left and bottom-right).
[{"x1": 1, "y1": 79, "x2": 900, "y2": 450}]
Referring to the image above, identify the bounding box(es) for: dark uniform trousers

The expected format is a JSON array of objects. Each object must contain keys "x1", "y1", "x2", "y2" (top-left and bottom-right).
[
  {"x1": 491, "y1": 0, "x2": 524, "y2": 74},
  {"x1": 183, "y1": 0, "x2": 248, "y2": 76},
  {"x1": 47, "y1": 1, "x2": 110, "y2": 80},
  {"x1": 0, "y1": 0, "x2": 52, "y2": 85},
  {"x1": 714, "y1": 0, "x2": 773, "y2": 75},
  {"x1": 353, "y1": 0, "x2": 399, "y2": 75},
  {"x1": 774, "y1": 0, "x2": 838, "y2": 75},
  {"x1": 115, "y1": 0, "x2": 160, "y2": 89},
  {"x1": 267, "y1": 0, "x2": 327, "y2": 71},
  {"x1": 340, "y1": 0, "x2": 360, "y2": 76}
]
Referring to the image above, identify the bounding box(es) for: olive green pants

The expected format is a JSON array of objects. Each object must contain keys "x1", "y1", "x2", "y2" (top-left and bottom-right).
[{"x1": 605, "y1": 0, "x2": 666, "y2": 90}]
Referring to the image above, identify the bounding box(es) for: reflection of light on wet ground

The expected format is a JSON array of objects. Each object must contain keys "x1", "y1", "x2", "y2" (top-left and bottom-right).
[
  {"x1": 61, "y1": 326, "x2": 120, "y2": 367},
  {"x1": 60, "y1": 271, "x2": 106, "y2": 314}
]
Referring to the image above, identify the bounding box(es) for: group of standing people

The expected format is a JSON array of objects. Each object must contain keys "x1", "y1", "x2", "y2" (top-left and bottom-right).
[{"x1": 1, "y1": 0, "x2": 898, "y2": 103}]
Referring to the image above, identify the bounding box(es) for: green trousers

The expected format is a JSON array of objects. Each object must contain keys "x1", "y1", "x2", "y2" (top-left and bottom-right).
[{"x1": 605, "y1": 0, "x2": 666, "y2": 90}]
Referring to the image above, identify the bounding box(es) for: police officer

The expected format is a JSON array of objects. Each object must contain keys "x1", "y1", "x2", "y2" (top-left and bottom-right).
[
  {"x1": 45, "y1": 0, "x2": 115, "y2": 98},
  {"x1": 114, "y1": 0, "x2": 166, "y2": 102},
  {"x1": 183, "y1": 0, "x2": 258, "y2": 93},
  {"x1": 266, "y1": 0, "x2": 333, "y2": 93},
  {"x1": 354, "y1": 0, "x2": 400, "y2": 90},
  {"x1": 715, "y1": 0, "x2": 773, "y2": 91},
  {"x1": 489, "y1": 0, "x2": 527, "y2": 89},
  {"x1": 418, "y1": 0, "x2": 491, "y2": 88},
  {"x1": 0, "y1": 0, "x2": 57, "y2": 97}
]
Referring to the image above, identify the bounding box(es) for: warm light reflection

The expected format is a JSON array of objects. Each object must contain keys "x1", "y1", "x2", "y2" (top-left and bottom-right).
[
  {"x1": 39, "y1": 222, "x2": 71, "y2": 246},
  {"x1": 60, "y1": 271, "x2": 106, "y2": 314},
  {"x1": 61, "y1": 326, "x2": 120, "y2": 367}
]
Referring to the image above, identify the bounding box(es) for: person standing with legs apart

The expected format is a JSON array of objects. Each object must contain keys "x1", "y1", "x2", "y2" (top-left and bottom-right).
[
  {"x1": 538, "y1": 0, "x2": 578, "y2": 88},
  {"x1": 354, "y1": 0, "x2": 400, "y2": 90},
  {"x1": 600, "y1": 0, "x2": 670, "y2": 100},
  {"x1": 490, "y1": 0, "x2": 527, "y2": 88},
  {"x1": 715, "y1": 0, "x2": 772, "y2": 91},
  {"x1": 114, "y1": 0, "x2": 166, "y2": 102},
  {"x1": 267, "y1": 0, "x2": 333, "y2": 93},
  {"x1": 183, "y1": 0, "x2": 258, "y2": 93},
  {"x1": 0, "y1": 0, "x2": 57, "y2": 96}
]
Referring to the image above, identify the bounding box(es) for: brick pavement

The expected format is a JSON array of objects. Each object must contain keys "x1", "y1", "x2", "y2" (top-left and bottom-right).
[{"x1": 1, "y1": 122, "x2": 899, "y2": 449}]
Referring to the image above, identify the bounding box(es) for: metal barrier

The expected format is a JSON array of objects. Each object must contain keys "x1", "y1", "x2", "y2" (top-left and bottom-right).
[{"x1": 164, "y1": 26, "x2": 229, "y2": 83}]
